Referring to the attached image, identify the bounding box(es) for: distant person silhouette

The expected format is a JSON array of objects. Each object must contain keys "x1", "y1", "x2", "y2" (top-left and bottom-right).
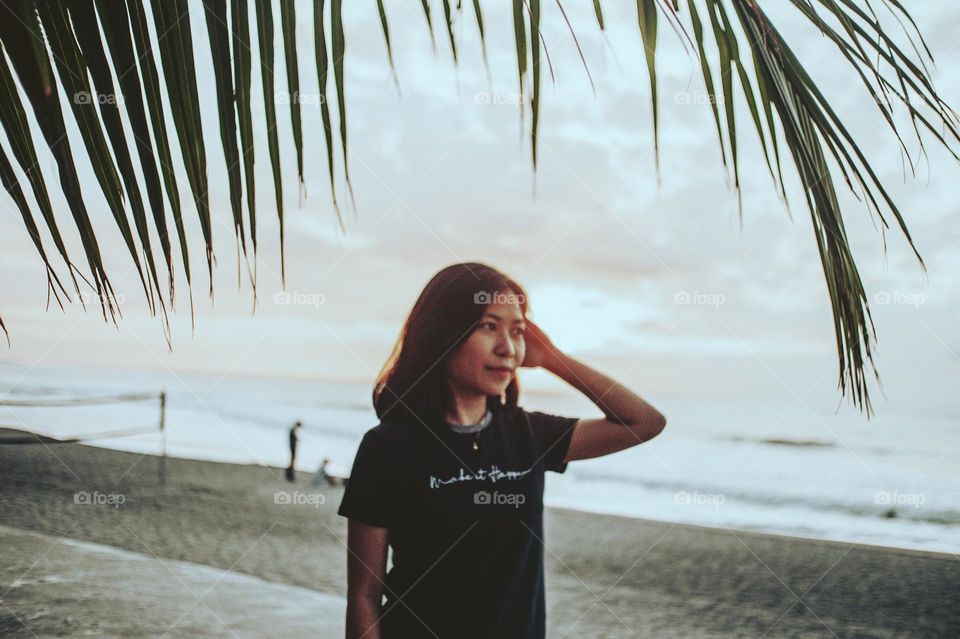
[{"x1": 286, "y1": 421, "x2": 302, "y2": 482}]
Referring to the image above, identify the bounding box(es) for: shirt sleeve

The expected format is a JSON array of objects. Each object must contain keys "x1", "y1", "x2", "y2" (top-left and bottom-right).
[
  {"x1": 525, "y1": 410, "x2": 579, "y2": 474},
  {"x1": 337, "y1": 429, "x2": 397, "y2": 528}
]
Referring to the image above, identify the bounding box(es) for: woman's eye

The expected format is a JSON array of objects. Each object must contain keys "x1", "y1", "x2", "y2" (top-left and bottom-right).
[{"x1": 478, "y1": 322, "x2": 523, "y2": 335}]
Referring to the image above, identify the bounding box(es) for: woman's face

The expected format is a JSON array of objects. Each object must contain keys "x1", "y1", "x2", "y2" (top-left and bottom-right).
[{"x1": 444, "y1": 292, "x2": 526, "y2": 398}]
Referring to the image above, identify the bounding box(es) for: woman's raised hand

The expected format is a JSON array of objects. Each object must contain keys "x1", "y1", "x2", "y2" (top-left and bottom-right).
[{"x1": 520, "y1": 319, "x2": 561, "y2": 370}]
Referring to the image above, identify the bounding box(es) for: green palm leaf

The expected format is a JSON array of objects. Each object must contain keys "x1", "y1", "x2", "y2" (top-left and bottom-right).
[
  {"x1": 376, "y1": 0, "x2": 400, "y2": 89},
  {"x1": 69, "y1": 0, "x2": 169, "y2": 330},
  {"x1": 233, "y1": 0, "x2": 257, "y2": 285},
  {"x1": 420, "y1": 0, "x2": 436, "y2": 50},
  {"x1": 149, "y1": 0, "x2": 214, "y2": 296},
  {"x1": 126, "y1": 0, "x2": 195, "y2": 326},
  {"x1": 313, "y1": 0, "x2": 341, "y2": 234},
  {"x1": 254, "y1": 0, "x2": 284, "y2": 286},
  {"x1": 0, "y1": 42, "x2": 82, "y2": 295},
  {"x1": 530, "y1": 0, "x2": 541, "y2": 168},
  {"x1": 203, "y1": 0, "x2": 247, "y2": 266},
  {"x1": 512, "y1": 0, "x2": 527, "y2": 124},
  {"x1": 472, "y1": 0, "x2": 489, "y2": 67},
  {"x1": 37, "y1": 0, "x2": 153, "y2": 310},
  {"x1": 0, "y1": 0, "x2": 956, "y2": 416},
  {"x1": 0, "y1": 138, "x2": 68, "y2": 317},
  {"x1": 279, "y1": 0, "x2": 304, "y2": 186},
  {"x1": 0, "y1": 2, "x2": 118, "y2": 320},
  {"x1": 441, "y1": 0, "x2": 457, "y2": 63},
  {"x1": 95, "y1": 0, "x2": 176, "y2": 309},
  {"x1": 331, "y1": 0, "x2": 355, "y2": 211},
  {"x1": 636, "y1": 0, "x2": 660, "y2": 171}
]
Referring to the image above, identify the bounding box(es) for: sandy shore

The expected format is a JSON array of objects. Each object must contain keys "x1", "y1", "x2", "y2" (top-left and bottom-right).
[
  {"x1": 1, "y1": 427, "x2": 957, "y2": 638},
  {"x1": 0, "y1": 524, "x2": 346, "y2": 638}
]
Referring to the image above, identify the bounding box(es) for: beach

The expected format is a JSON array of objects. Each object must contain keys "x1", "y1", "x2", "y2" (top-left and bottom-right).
[{"x1": 1, "y1": 428, "x2": 957, "y2": 638}]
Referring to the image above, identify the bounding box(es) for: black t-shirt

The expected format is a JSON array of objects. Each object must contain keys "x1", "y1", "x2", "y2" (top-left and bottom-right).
[{"x1": 337, "y1": 403, "x2": 578, "y2": 639}]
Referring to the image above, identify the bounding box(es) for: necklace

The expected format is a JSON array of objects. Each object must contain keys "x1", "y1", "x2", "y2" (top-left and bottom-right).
[{"x1": 446, "y1": 409, "x2": 492, "y2": 450}]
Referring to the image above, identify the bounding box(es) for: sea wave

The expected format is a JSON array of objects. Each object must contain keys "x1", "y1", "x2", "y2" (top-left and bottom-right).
[{"x1": 569, "y1": 469, "x2": 960, "y2": 526}]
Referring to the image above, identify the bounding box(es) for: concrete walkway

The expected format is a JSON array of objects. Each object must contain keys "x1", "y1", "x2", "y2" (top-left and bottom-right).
[{"x1": 0, "y1": 525, "x2": 345, "y2": 638}]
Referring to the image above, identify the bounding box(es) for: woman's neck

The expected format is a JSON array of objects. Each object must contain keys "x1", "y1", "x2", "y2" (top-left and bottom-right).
[{"x1": 446, "y1": 394, "x2": 488, "y2": 426}]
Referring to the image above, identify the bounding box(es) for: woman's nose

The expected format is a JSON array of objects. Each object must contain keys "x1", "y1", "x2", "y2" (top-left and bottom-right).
[{"x1": 496, "y1": 334, "x2": 516, "y2": 356}]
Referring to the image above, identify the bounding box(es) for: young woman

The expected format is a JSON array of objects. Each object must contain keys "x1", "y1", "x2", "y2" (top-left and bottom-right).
[{"x1": 338, "y1": 263, "x2": 667, "y2": 639}]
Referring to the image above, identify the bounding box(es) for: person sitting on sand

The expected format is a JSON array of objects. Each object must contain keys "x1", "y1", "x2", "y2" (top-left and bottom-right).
[
  {"x1": 337, "y1": 263, "x2": 667, "y2": 639},
  {"x1": 312, "y1": 457, "x2": 347, "y2": 487}
]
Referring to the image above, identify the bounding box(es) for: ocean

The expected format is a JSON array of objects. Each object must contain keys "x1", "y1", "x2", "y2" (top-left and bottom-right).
[{"x1": 1, "y1": 362, "x2": 957, "y2": 555}]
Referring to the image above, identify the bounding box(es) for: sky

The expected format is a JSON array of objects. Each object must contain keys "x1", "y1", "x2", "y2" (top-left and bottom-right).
[{"x1": 0, "y1": 1, "x2": 957, "y2": 425}]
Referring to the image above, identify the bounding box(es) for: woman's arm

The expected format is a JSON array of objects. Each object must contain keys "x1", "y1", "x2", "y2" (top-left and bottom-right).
[
  {"x1": 346, "y1": 519, "x2": 389, "y2": 639},
  {"x1": 523, "y1": 321, "x2": 667, "y2": 461}
]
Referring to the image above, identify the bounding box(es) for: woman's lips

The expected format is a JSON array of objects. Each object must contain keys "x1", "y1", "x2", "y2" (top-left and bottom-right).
[{"x1": 486, "y1": 366, "x2": 514, "y2": 377}]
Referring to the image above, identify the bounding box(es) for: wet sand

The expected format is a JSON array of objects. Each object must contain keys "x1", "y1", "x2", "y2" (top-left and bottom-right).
[{"x1": 1, "y1": 428, "x2": 957, "y2": 637}]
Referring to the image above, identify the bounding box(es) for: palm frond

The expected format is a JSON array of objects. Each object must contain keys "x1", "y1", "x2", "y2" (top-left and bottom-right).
[
  {"x1": 96, "y1": 0, "x2": 177, "y2": 311},
  {"x1": 0, "y1": 133, "x2": 68, "y2": 312},
  {"x1": 0, "y1": 39, "x2": 81, "y2": 296},
  {"x1": 0, "y1": 1, "x2": 118, "y2": 321},
  {"x1": 593, "y1": 0, "x2": 605, "y2": 30},
  {"x1": 125, "y1": 0, "x2": 196, "y2": 329},
  {"x1": 512, "y1": 0, "x2": 527, "y2": 129},
  {"x1": 0, "y1": 0, "x2": 956, "y2": 417},
  {"x1": 530, "y1": 0, "x2": 541, "y2": 169},
  {"x1": 331, "y1": 0, "x2": 355, "y2": 211},
  {"x1": 232, "y1": 0, "x2": 257, "y2": 266},
  {"x1": 313, "y1": 0, "x2": 341, "y2": 234},
  {"x1": 279, "y1": 0, "x2": 303, "y2": 186},
  {"x1": 637, "y1": 0, "x2": 660, "y2": 171},
  {"x1": 254, "y1": 0, "x2": 284, "y2": 287},
  {"x1": 69, "y1": 0, "x2": 170, "y2": 333},
  {"x1": 203, "y1": 0, "x2": 247, "y2": 266},
  {"x1": 148, "y1": 0, "x2": 214, "y2": 297},
  {"x1": 38, "y1": 0, "x2": 152, "y2": 311},
  {"x1": 375, "y1": 0, "x2": 400, "y2": 89},
  {"x1": 471, "y1": 0, "x2": 489, "y2": 68},
  {"x1": 420, "y1": 0, "x2": 437, "y2": 51},
  {"x1": 441, "y1": 0, "x2": 458, "y2": 63}
]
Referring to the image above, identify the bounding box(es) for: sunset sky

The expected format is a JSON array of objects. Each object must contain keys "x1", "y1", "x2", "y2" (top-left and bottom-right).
[{"x1": 0, "y1": 1, "x2": 957, "y2": 424}]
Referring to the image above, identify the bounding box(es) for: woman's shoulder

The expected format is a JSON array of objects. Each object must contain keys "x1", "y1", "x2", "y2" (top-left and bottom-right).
[
  {"x1": 513, "y1": 404, "x2": 579, "y2": 431},
  {"x1": 365, "y1": 417, "x2": 421, "y2": 446}
]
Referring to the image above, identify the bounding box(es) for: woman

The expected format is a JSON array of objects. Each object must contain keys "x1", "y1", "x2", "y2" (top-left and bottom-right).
[{"x1": 338, "y1": 263, "x2": 666, "y2": 639}]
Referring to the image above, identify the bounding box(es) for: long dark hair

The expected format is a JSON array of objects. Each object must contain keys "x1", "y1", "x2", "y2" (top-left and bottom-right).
[{"x1": 373, "y1": 262, "x2": 529, "y2": 432}]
